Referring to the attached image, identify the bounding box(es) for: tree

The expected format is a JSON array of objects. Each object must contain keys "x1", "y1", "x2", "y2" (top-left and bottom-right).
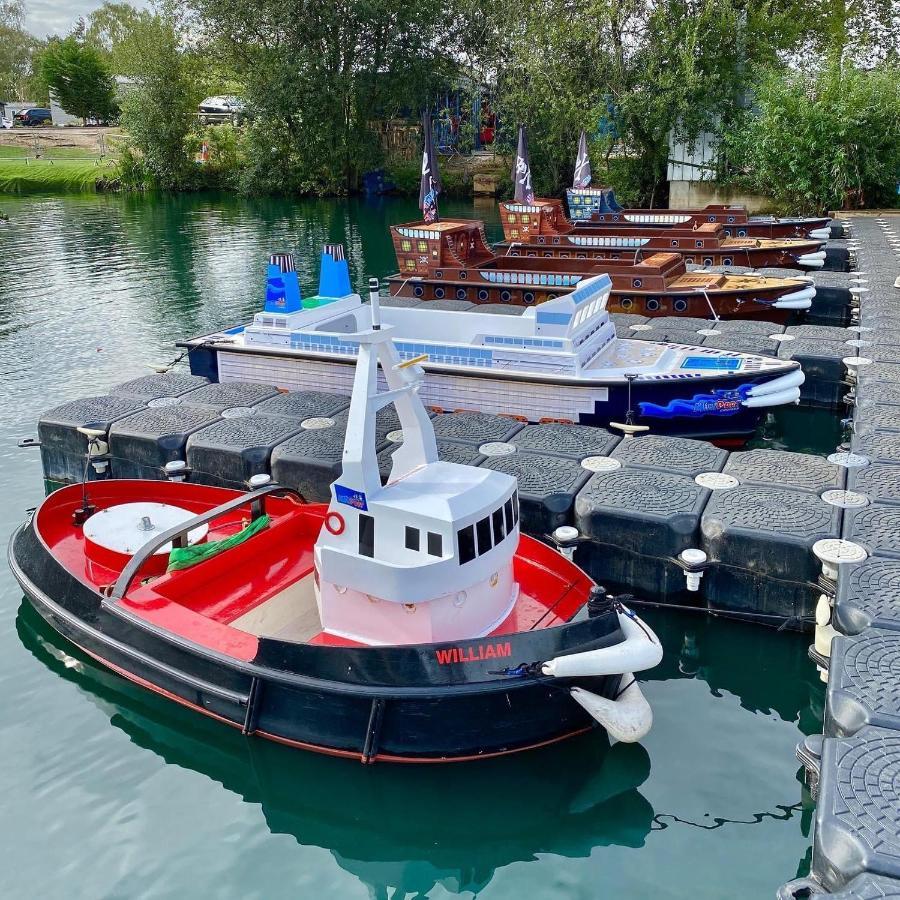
[
  {"x1": 39, "y1": 36, "x2": 117, "y2": 120},
  {"x1": 462, "y1": 0, "x2": 842, "y2": 205},
  {"x1": 188, "y1": 0, "x2": 457, "y2": 194},
  {"x1": 83, "y1": 1, "x2": 155, "y2": 74},
  {"x1": 721, "y1": 61, "x2": 900, "y2": 213},
  {"x1": 0, "y1": 0, "x2": 43, "y2": 101},
  {"x1": 117, "y1": 9, "x2": 199, "y2": 189}
]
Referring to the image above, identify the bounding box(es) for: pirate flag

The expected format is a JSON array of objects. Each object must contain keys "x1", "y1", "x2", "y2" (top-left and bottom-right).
[
  {"x1": 512, "y1": 125, "x2": 534, "y2": 204},
  {"x1": 419, "y1": 113, "x2": 441, "y2": 223},
  {"x1": 573, "y1": 130, "x2": 592, "y2": 189}
]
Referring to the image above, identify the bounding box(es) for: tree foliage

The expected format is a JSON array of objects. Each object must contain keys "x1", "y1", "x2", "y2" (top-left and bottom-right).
[
  {"x1": 721, "y1": 61, "x2": 900, "y2": 213},
  {"x1": 0, "y1": 1, "x2": 43, "y2": 101},
  {"x1": 117, "y1": 9, "x2": 199, "y2": 189},
  {"x1": 187, "y1": 0, "x2": 458, "y2": 194},
  {"x1": 83, "y1": 1, "x2": 156, "y2": 74},
  {"x1": 471, "y1": 0, "x2": 850, "y2": 204},
  {"x1": 39, "y1": 36, "x2": 117, "y2": 120}
]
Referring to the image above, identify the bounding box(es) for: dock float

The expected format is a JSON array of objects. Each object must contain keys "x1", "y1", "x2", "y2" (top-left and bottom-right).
[{"x1": 779, "y1": 214, "x2": 900, "y2": 898}]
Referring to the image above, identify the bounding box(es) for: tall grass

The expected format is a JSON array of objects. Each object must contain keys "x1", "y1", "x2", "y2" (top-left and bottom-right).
[{"x1": 0, "y1": 159, "x2": 118, "y2": 193}]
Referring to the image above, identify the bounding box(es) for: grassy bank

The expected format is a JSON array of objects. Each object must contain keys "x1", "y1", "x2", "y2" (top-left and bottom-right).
[{"x1": 0, "y1": 158, "x2": 119, "y2": 194}]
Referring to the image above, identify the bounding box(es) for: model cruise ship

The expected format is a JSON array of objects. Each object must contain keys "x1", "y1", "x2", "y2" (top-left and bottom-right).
[{"x1": 179, "y1": 245, "x2": 805, "y2": 443}]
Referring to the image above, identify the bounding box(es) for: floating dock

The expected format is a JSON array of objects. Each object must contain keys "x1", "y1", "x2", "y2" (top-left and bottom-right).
[
  {"x1": 31, "y1": 226, "x2": 867, "y2": 626},
  {"x1": 778, "y1": 214, "x2": 900, "y2": 898}
]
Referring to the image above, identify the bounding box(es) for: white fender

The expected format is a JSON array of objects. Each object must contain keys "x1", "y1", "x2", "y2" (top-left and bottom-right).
[
  {"x1": 571, "y1": 676, "x2": 653, "y2": 743},
  {"x1": 773, "y1": 285, "x2": 815, "y2": 309},
  {"x1": 797, "y1": 251, "x2": 826, "y2": 268},
  {"x1": 746, "y1": 368, "x2": 805, "y2": 396},
  {"x1": 742, "y1": 386, "x2": 801, "y2": 408},
  {"x1": 541, "y1": 608, "x2": 662, "y2": 678},
  {"x1": 809, "y1": 228, "x2": 831, "y2": 240}
]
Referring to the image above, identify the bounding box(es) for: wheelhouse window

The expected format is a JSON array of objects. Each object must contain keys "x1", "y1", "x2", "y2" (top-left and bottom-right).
[
  {"x1": 476, "y1": 517, "x2": 493, "y2": 555},
  {"x1": 513, "y1": 490, "x2": 519, "y2": 525},
  {"x1": 492, "y1": 508, "x2": 505, "y2": 543},
  {"x1": 358, "y1": 514, "x2": 375, "y2": 558},
  {"x1": 405, "y1": 526, "x2": 420, "y2": 551},
  {"x1": 504, "y1": 497, "x2": 514, "y2": 533},
  {"x1": 457, "y1": 525, "x2": 476, "y2": 564},
  {"x1": 427, "y1": 532, "x2": 442, "y2": 557}
]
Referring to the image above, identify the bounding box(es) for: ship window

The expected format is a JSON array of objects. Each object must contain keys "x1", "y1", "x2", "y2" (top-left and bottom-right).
[
  {"x1": 492, "y1": 508, "x2": 506, "y2": 543},
  {"x1": 476, "y1": 517, "x2": 493, "y2": 555},
  {"x1": 457, "y1": 525, "x2": 476, "y2": 564},
  {"x1": 358, "y1": 514, "x2": 375, "y2": 558},
  {"x1": 513, "y1": 490, "x2": 519, "y2": 525},
  {"x1": 417, "y1": 240, "x2": 428, "y2": 253},
  {"x1": 508, "y1": 213, "x2": 517, "y2": 223},
  {"x1": 405, "y1": 259, "x2": 415, "y2": 270},
  {"x1": 427, "y1": 532, "x2": 442, "y2": 557},
  {"x1": 405, "y1": 526, "x2": 420, "y2": 551},
  {"x1": 401, "y1": 239, "x2": 412, "y2": 251},
  {"x1": 504, "y1": 497, "x2": 514, "y2": 533}
]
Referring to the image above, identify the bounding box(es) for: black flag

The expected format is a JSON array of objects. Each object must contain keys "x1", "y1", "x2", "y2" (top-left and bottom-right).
[
  {"x1": 512, "y1": 125, "x2": 534, "y2": 203},
  {"x1": 573, "y1": 130, "x2": 592, "y2": 189},
  {"x1": 419, "y1": 113, "x2": 441, "y2": 222}
]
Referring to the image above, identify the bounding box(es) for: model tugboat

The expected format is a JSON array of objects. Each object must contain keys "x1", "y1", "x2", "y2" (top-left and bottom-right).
[
  {"x1": 9, "y1": 286, "x2": 664, "y2": 762},
  {"x1": 182, "y1": 245, "x2": 804, "y2": 443}
]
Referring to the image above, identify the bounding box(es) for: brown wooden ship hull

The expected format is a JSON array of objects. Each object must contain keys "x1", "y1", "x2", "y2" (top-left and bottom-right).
[
  {"x1": 387, "y1": 273, "x2": 805, "y2": 322},
  {"x1": 495, "y1": 238, "x2": 822, "y2": 271},
  {"x1": 497, "y1": 199, "x2": 826, "y2": 270},
  {"x1": 563, "y1": 194, "x2": 831, "y2": 239}
]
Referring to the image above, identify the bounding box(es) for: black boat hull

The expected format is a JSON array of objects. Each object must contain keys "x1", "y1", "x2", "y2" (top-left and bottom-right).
[{"x1": 10, "y1": 521, "x2": 623, "y2": 763}]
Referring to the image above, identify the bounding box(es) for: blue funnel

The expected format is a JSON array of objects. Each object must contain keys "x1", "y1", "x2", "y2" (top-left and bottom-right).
[
  {"x1": 264, "y1": 253, "x2": 302, "y2": 313},
  {"x1": 319, "y1": 244, "x2": 351, "y2": 298}
]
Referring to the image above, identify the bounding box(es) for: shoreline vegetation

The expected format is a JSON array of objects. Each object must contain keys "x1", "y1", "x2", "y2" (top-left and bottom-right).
[{"x1": 0, "y1": 2, "x2": 897, "y2": 212}]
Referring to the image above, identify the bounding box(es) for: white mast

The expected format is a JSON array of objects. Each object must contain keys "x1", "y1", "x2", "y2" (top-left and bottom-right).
[{"x1": 339, "y1": 277, "x2": 437, "y2": 495}]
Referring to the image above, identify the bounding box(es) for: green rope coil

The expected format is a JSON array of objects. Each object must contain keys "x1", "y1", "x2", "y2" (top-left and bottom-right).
[{"x1": 167, "y1": 514, "x2": 271, "y2": 572}]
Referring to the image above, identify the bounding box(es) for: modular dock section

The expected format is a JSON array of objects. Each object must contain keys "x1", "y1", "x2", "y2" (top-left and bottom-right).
[{"x1": 779, "y1": 214, "x2": 900, "y2": 898}]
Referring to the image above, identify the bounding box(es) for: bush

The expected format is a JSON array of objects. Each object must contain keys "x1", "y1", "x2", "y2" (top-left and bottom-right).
[
  {"x1": 721, "y1": 62, "x2": 900, "y2": 214},
  {"x1": 382, "y1": 158, "x2": 473, "y2": 198},
  {"x1": 187, "y1": 124, "x2": 247, "y2": 191},
  {"x1": 116, "y1": 144, "x2": 150, "y2": 190}
]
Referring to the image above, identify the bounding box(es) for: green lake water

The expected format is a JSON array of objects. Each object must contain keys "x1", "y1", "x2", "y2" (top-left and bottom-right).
[{"x1": 0, "y1": 193, "x2": 831, "y2": 898}]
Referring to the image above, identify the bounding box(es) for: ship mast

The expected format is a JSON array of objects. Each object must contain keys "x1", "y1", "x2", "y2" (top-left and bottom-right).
[{"x1": 338, "y1": 278, "x2": 437, "y2": 497}]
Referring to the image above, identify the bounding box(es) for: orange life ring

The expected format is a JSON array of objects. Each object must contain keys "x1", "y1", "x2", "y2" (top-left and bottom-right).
[{"x1": 325, "y1": 511, "x2": 345, "y2": 535}]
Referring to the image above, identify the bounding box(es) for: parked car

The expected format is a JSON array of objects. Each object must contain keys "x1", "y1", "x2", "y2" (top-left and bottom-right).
[
  {"x1": 198, "y1": 96, "x2": 246, "y2": 125},
  {"x1": 14, "y1": 108, "x2": 52, "y2": 126}
]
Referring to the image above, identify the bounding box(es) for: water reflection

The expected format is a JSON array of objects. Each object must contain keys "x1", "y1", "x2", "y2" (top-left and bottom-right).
[
  {"x1": 17, "y1": 598, "x2": 821, "y2": 898},
  {"x1": 17, "y1": 602, "x2": 654, "y2": 898}
]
